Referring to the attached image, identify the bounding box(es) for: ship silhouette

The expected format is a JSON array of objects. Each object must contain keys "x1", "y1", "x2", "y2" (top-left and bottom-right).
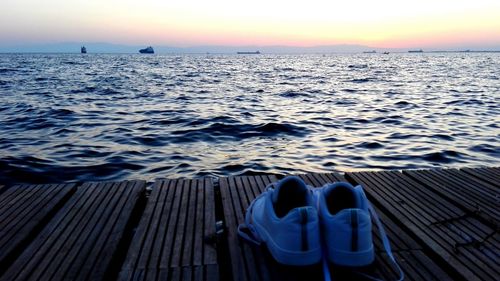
[{"x1": 139, "y1": 46, "x2": 154, "y2": 54}]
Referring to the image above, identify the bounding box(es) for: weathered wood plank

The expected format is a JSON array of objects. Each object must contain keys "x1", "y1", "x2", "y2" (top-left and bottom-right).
[
  {"x1": 0, "y1": 183, "x2": 75, "y2": 275},
  {"x1": 39, "y1": 182, "x2": 119, "y2": 280},
  {"x1": 1, "y1": 180, "x2": 145, "y2": 281},
  {"x1": 144, "y1": 179, "x2": 174, "y2": 281},
  {"x1": 157, "y1": 179, "x2": 184, "y2": 272},
  {"x1": 461, "y1": 167, "x2": 500, "y2": 188},
  {"x1": 403, "y1": 168, "x2": 499, "y2": 227},
  {"x1": 181, "y1": 180, "x2": 198, "y2": 267},
  {"x1": 78, "y1": 181, "x2": 145, "y2": 281},
  {"x1": 0, "y1": 184, "x2": 42, "y2": 227},
  {"x1": 0, "y1": 184, "x2": 57, "y2": 248},
  {"x1": 119, "y1": 178, "x2": 218, "y2": 281},
  {"x1": 193, "y1": 180, "x2": 205, "y2": 267},
  {"x1": 203, "y1": 178, "x2": 217, "y2": 265},
  {"x1": 4, "y1": 183, "x2": 101, "y2": 280},
  {"x1": 118, "y1": 179, "x2": 165, "y2": 281},
  {"x1": 170, "y1": 179, "x2": 192, "y2": 268},
  {"x1": 119, "y1": 179, "x2": 165, "y2": 280},
  {"x1": 347, "y1": 170, "x2": 499, "y2": 281},
  {"x1": 245, "y1": 176, "x2": 272, "y2": 281},
  {"x1": 219, "y1": 176, "x2": 248, "y2": 281}
]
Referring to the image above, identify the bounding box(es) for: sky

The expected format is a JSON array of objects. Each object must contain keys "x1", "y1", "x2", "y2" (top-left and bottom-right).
[{"x1": 1, "y1": 0, "x2": 500, "y2": 49}]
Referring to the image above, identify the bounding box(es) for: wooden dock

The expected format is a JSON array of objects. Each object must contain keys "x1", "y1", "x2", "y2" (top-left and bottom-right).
[{"x1": 0, "y1": 167, "x2": 498, "y2": 281}]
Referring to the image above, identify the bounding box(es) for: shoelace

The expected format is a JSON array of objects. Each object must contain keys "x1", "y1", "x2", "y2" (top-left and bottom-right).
[
  {"x1": 364, "y1": 201, "x2": 405, "y2": 281},
  {"x1": 237, "y1": 185, "x2": 274, "y2": 245}
]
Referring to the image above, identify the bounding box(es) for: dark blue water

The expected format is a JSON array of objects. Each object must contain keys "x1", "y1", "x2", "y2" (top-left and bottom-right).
[{"x1": 0, "y1": 53, "x2": 499, "y2": 184}]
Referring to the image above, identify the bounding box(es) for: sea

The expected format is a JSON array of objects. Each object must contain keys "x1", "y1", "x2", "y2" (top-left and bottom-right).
[{"x1": 0, "y1": 53, "x2": 499, "y2": 184}]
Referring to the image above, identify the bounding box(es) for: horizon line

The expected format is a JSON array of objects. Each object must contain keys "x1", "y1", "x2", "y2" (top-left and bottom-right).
[
  {"x1": 2, "y1": 51, "x2": 500, "y2": 55},
  {"x1": 2, "y1": 41, "x2": 500, "y2": 50}
]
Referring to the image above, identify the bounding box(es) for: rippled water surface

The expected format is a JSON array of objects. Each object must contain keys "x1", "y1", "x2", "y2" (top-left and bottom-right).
[{"x1": 0, "y1": 53, "x2": 499, "y2": 184}]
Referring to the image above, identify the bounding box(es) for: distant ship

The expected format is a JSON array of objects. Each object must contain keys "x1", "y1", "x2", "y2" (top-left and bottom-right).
[
  {"x1": 139, "y1": 46, "x2": 154, "y2": 54},
  {"x1": 408, "y1": 49, "x2": 423, "y2": 53},
  {"x1": 383, "y1": 52, "x2": 390, "y2": 55},
  {"x1": 237, "y1": 51, "x2": 261, "y2": 54},
  {"x1": 81, "y1": 46, "x2": 87, "y2": 54},
  {"x1": 363, "y1": 50, "x2": 376, "y2": 53}
]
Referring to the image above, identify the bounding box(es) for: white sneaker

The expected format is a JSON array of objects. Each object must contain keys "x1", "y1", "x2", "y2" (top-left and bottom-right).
[
  {"x1": 316, "y1": 182, "x2": 374, "y2": 267},
  {"x1": 238, "y1": 176, "x2": 322, "y2": 265}
]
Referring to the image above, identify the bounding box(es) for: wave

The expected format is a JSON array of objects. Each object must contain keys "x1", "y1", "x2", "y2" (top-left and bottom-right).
[
  {"x1": 0, "y1": 53, "x2": 498, "y2": 184},
  {"x1": 170, "y1": 122, "x2": 311, "y2": 142},
  {"x1": 422, "y1": 150, "x2": 462, "y2": 163},
  {"x1": 0, "y1": 68, "x2": 18, "y2": 73},
  {"x1": 279, "y1": 91, "x2": 310, "y2": 98},
  {"x1": 348, "y1": 78, "x2": 376, "y2": 83}
]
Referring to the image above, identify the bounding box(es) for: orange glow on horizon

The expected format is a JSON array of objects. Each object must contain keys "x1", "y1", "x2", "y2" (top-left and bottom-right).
[{"x1": 1, "y1": 0, "x2": 499, "y2": 49}]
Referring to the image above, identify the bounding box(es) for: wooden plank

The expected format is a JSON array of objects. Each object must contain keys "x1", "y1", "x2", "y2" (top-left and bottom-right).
[
  {"x1": 193, "y1": 180, "x2": 205, "y2": 267},
  {"x1": 182, "y1": 266, "x2": 192, "y2": 281},
  {"x1": 36, "y1": 182, "x2": 120, "y2": 280},
  {"x1": 241, "y1": 175, "x2": 274, "y2": 281},
  {"x1": 397, "y1": 251, "x2": 426, "y2": 281},
  {"x1": 158, "y1": 179, "x2": 184, "y2": 271},
  {"x1": 219, "y1": 176, "x2": 259, "y2": 281},
  {"x1": 0, "y1": 184, "x2": 42, "y2": 227},
  {"x1": 206, "y1": 264, "x2": 219, "y2": 281},
  {"x1": 123, "y1": 177, "x2": 169, "y2": 280},
  {"x1": 0, "y1": 185, "x2": 21, "y2": 206},
  {"x1": 379, "y1": 171, "x2": 495, "y2": 251},
  {"x1": 245, "y1": 176, "x2": 272, "y2": 281},
  {"x1": 170, "y1": 179, "x2": 191, "y2": 268},
  {"x1": 78, "y1": 181, "x2": 145, "y2": 280},
  {"x1": 1, "y1": 180, "x2": 145, "y2": 281},
  {"x1": 3, "y1": 183, "x2": 101, "y2": 280},
  {"x1": 234, "y1": 177, "x2": 260, "y2": 281},
  {"x1": 203, "y1": 178, "x2": 217, "y2": 266},
  {"x1": 0, "y1": 184, "x2": 57, "y2": 248},
  {"x1": 141, "y1": 179, "x2": 173, "y2": 281},
  {"x1": 119, "y1": 178, "x2": 218, "y2": 281},
  {"x1": 119, "y1": 179, "x2": 166, "y2": 280},
  {"x1": 347, "y1": 170, "x2": 500, "y2": 281},
  {"x1": 461, "y1": 167, "x2": 500, "y2": 188},
  {"x1": 170, "y1": 267, "x2": 181, "y2": 281},
  {"x1": 403, "y1": 168, "x2": 499, "y2": 227},
  {"x1": 182, "y1": 180, "x2": 198, "y2": 266},
  {"x1": 467, "y1": 167, "x2": 500, "y2": 177},
  {"x1": 225, "y1": 176, "x2": 253, "y2": 281},
  {"x1": 24, "y1": 182, "x2": 114, "y2": 280},
  {"x1": 0, "y1": 183, "x2": 75, "y2": 275},
  {"x1": 412, "y1": 250, "x2": 454, "y2": 281},
  {"x1": 193, "y1": 265, "x2": 203, "y2": 281}
]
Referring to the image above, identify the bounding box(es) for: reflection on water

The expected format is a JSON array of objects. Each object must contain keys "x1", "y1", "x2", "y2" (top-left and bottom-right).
[{"x1": 0, "y1": 53, "x2": 499, "y2": 184}]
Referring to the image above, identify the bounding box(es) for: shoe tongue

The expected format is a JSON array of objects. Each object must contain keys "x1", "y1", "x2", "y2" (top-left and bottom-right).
[
  {"x1": 325, "y1": 182, "x2": 358, "y2": 214},
  {"x1": 272, "y1": 176, "x2": 307, "y2": 203}
]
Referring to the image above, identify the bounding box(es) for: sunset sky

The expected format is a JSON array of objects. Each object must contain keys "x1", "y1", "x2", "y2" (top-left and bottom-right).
[{"x1": 1, "y1": 0, "x2": 500, "y2": 49}]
